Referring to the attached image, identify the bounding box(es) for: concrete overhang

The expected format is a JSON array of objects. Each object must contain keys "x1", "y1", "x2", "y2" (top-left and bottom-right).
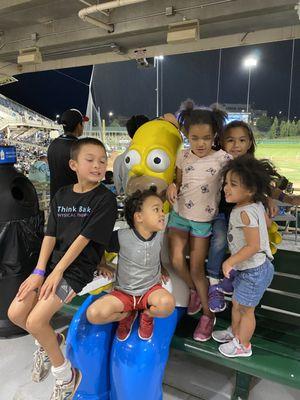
[{"x1": 0, "y1": 0, "x2": 298, "y2": 75}]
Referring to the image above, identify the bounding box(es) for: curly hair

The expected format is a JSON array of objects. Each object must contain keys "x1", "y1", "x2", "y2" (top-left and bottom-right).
[
  {"x1": 124, "y1": 188, "x2": 162, "y2": 229},
  {"x1": 222, "y1": 154, "x2": 278, "y2": 207}
]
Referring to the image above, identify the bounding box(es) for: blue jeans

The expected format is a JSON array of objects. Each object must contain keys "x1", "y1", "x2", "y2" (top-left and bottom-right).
[{"x1": 206, "y1": 214, "x2": 228, "y2": 279}]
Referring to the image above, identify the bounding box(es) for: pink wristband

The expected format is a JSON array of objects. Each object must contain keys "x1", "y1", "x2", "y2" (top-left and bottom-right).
[{"x1": 32, "y1": 268, "x2": 45, "y2": 277}]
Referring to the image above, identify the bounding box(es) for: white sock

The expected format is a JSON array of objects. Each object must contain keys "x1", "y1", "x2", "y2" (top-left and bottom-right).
[
  {"x1": 51, "y1": 359, "x2": 73, "y2": 383},
  {"x1": 209, "y1": 277, "x2": 219, "y2": 286}
]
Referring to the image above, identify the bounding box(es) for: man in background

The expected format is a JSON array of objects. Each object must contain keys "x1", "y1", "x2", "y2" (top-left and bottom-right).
[{"x1": 47, "y1": 109, "x2": 89, "y2": 199}]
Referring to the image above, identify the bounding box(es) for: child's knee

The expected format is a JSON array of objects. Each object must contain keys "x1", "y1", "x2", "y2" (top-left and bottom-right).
[
  {"x1": 239, "y1": 305, "x2": 255, "y2": 316},
  {"x1": 7, "y1": 304, "x2": 20, "y2": 325},
  {"x1": 156, "y1": 294, "x2": 175, "y2": 315},
  {"x1": 26, "y1": 313, "x2": 44, "y2": 335},
  {"x1": 170, "y1": 254, "x2": 184, "y2": 269},
  {"x1": 86, "y1": 304, "x2": 110, "y2": 324}
]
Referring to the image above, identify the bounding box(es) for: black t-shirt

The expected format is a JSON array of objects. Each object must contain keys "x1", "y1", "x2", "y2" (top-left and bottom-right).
[
  {"x1": 46, "y1": 184, "x2": 117, "y2": 293},
  {"x1": 47, "y1": 134, "x2": 78, "y2": 200}
]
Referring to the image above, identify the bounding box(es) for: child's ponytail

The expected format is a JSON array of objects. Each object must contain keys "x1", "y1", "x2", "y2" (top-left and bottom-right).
[
  {"x1": 210, "y1": 107, "x2": 228, "y2": 136},
  {"x1": 176, "y1": 99, "x2": 227, "y2": 137},
  {"x1": 177, "y1": 99, "x2": 195, "y2": 132}
]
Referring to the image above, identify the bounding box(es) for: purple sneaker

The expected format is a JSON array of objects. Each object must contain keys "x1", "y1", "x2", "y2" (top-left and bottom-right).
[
  {"x1": 193, "y1": 315, "x2": 216, "y2": 342},
  {"x1": 187, "y1": 289, "x2": 202, "y2": 315},
  {"x1": 208, "y1": 285, "x2": 226, "y2": 313},
  {"x1": 218, "y1": 270, "x2": 237, "y2": 294}
]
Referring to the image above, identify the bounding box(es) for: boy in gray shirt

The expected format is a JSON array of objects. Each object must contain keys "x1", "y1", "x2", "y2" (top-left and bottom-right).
[{"x1": 87, "y1": 189, "x2": 175, "y2": 341}]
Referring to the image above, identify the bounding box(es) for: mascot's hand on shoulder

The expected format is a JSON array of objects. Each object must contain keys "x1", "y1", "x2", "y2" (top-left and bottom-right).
[{"x1": 268, "y1": 221, "x2": 282, "y2": 254}]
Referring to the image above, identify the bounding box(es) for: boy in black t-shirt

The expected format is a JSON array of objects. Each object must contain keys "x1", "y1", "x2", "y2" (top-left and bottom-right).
[{"x1": 8, "y1": 138, "x2": 117, "y2": 400}]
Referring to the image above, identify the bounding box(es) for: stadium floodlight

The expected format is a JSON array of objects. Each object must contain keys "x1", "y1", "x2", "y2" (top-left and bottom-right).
[
  {"x1": 243, "y1": 57, "x2": 258, "y2": 68},
  {"x1": 155, "y1": 56, "x2": 164, "y2": 117},
  {"x1": 295, "y1": 1, "x2": 300, "y2": 20},
  {"x1": 243, "y1": 56, "x2": 258, "y2": 113}
]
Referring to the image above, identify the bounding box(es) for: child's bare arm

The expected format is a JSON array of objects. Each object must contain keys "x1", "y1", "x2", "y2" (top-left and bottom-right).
[
  {"x1": 17, "y1": 236, "x2": 56, "y2": 301},
  {"x1": 166, "y1": 167, "x2": 182, "y2": 205},
  {"x1": 36, "y1": 236, "x2": 56, "y2": 271},
  {"x1": 266, "y1": 196, "x2": 278, "y2": 218},
  {"x1": 39, "y1": 235, "x2": 90, "y2": 300},
  {"x1": 222, "y1": 211, "x2": 260, "y2": 278},
  {"x1": 55, "y1": 235, "x2": 90, "y2": 274}
]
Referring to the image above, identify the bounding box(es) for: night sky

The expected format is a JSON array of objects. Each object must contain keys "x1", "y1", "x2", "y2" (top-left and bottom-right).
[{"x1": 0, "y1": 39, "x2": 299, "y2": 121}]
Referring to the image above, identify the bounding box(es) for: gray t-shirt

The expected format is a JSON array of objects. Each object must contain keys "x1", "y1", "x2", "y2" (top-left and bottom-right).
[
  {"x1": 227, "y1": 202, "x2": 273, "y2": 271},
  {"x1": 113, "y1": 148, "x2": 130, "y2": 195},
  {"x1": 108, "y1": 228, "x2": 163, "y2": 295}
]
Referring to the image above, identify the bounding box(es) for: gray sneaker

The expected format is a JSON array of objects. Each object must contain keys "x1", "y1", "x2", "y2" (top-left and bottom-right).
[
  {"x1": 50, "y1": 368, "x2": 82, "y2": 400},
  {"x1": 32, "y1": 333, "x2": 65, "y2": 383},
  {"x1": 212, "y1": 326, "x2": 234, "y2": 343},
  {"x1": 219, "y1": 337, "x2": 252, "y2": 358}
]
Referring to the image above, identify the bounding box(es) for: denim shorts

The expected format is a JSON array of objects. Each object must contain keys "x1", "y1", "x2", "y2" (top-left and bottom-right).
[
  {"x1": 168, "y1": 210, "x2": 212, "y2": 238},
  {"x1": 232, "y1": 258, "x2": 274, "y2": 307}
]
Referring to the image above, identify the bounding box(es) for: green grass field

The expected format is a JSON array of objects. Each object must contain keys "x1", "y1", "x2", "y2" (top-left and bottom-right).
[{"x1": 256, "y1": 142, "x2": 300, "y2": 190}]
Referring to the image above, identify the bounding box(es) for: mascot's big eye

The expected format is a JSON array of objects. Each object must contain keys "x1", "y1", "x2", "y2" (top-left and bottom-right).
[
  {"x1": 146, "y1": 149, "x2": 170, "y2": 172},
  {"x1": 124, "y1": 150, "x2": 141, "y2": 170}
]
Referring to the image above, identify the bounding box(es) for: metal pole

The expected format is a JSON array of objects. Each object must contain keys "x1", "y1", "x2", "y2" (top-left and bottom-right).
[
  {"x1": 216, "y1": 48, "x2": 222, "y2": 106},
  {"x1": 156, "y1": 58, "x2": 159, "y2": 117},
  {"x1": 160, "y1": 59, "x2": 163, "y2": 115},
  {"x1": 287, "y1": 39, "x2": 295, "y2": 122},
  {"x1": 246, "y1": 67, "x2": 251, "y2": 113},
  {"x1": 102, "y1": 119, "x2": 106, "y2": 144}
]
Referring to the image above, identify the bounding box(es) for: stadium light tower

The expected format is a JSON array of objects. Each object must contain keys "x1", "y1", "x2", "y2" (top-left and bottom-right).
[
  {"x1": 155, "y1": 55, "x2": 164, "y2": 117},
  {"x1": 243, "y1": 57, "x2": 258, "y2": 113}
]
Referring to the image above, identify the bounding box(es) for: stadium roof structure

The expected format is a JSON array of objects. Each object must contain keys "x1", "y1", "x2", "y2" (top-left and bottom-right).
[{"x1": 0, "y1": 0, "x2": 299, "y2": 76}]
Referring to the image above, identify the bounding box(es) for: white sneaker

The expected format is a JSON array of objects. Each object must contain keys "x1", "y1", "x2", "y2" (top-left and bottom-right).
[
  {"x1": 212, "y1": 326, "x2": 234, "y2": 343},
  {"x1": 32, "y1": 333, "x2": 65, "y2": 383},
  {"x1": 50, "y1": 368, "x2": 82, "y2": 400},
  {"x1": 219, "y1": 337, "x2": 252, "y2": 358}
]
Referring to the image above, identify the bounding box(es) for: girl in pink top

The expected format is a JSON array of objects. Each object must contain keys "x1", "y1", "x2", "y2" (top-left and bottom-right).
[{"x1": 166, "y1": 105, "x2": 231, "y2": 341}]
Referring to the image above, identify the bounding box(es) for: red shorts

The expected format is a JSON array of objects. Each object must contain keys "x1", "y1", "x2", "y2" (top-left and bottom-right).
[{"x1": 110, "y1": 284, "x2": 162, "y2": 312}]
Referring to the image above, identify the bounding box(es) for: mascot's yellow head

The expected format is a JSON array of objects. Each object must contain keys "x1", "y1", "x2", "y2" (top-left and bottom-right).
[{"x1": 125, "y1": 119, "x2": 182, "y2": 197}]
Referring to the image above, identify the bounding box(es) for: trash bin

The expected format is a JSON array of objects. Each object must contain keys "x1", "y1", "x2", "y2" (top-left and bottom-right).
[{"x1": 0, "y1": 146, "x2": 44, "y2": 337}]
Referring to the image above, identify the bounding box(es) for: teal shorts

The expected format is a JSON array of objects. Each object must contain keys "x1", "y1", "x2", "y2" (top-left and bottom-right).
[{"x1": 168, "y1": 210, "x2": 212, "y2": 238}]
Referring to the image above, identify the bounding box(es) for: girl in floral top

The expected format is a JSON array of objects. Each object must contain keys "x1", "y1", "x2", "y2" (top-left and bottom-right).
[{"x1": 166, "y1": 105, "x2": 231, "y2": 341}]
